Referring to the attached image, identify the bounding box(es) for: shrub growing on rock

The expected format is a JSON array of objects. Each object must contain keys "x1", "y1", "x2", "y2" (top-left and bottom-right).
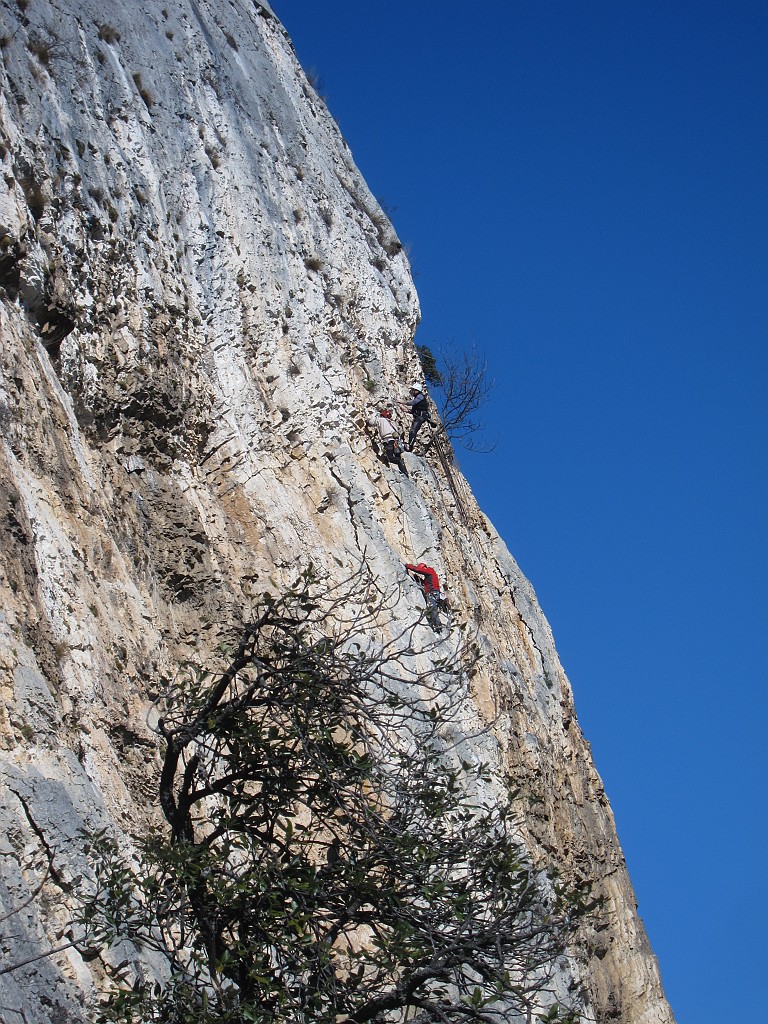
[{"x1": 80, "y1": 570, "x2": 590, "y2": 1023}]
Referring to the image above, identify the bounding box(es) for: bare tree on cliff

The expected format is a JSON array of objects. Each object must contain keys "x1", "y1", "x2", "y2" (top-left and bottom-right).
[
  {"x1": 417, "y1": 342, "x2": 496, "y2": 453},
  {"x1": 79, "y1": 569, "x2": 591, "y2": 1024}
]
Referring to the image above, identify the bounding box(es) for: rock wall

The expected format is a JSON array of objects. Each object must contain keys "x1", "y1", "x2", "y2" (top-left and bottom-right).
[{"x1": 0, "y1": 2, "x2": 673, "y2": 1022}]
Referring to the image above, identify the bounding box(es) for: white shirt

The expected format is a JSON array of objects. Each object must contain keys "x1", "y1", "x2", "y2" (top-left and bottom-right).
[{"x1": 367, "y1": 414, "x2": 398, "y2": 441}]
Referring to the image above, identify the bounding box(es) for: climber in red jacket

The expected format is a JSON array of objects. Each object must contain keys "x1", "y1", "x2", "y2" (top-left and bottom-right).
[
  {"x1": 405, "y1": 562, "x2": 440, "y2": 595},
  {"x1": 404, "y1": 562, "x2": 447, "y2": 630}
]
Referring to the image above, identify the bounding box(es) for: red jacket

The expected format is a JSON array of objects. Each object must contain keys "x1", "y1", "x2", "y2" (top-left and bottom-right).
[{"x1": 405, "y1": 563, "x2": 440, "y2": 593}]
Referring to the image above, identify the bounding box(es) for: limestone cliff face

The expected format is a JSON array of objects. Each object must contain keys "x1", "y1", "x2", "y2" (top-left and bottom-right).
[{"x1": 0, "y1": 3, "x2": 673, "y2": 1022}]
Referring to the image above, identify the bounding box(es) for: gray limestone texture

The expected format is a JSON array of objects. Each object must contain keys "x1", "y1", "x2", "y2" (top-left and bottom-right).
[{"x1": 0, "y1": 2, "x2": 673, "y2": 1021}]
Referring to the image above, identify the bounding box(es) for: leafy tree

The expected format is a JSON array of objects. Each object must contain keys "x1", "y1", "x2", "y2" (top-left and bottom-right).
[{"x1": 80, "y1": 570, "x2": 590, "y2": 1023}]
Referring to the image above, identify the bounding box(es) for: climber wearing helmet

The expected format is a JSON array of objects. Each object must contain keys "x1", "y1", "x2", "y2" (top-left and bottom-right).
[
  {"x1": 366, "y1": 406, "x2": 407, "y2": 475},
  {"x1": 397, "y1": 384, "x2": 434, "y2": 450}
]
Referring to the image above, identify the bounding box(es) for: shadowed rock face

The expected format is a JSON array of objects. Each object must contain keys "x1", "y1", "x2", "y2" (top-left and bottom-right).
[{"x1": 0, "y1": 3, "x2": 673, "y2": 1022}]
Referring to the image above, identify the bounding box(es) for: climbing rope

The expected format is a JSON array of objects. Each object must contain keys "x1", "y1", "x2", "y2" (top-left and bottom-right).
[{"x1": 432, "y1": 431, "x2": 471, "y2": 527}]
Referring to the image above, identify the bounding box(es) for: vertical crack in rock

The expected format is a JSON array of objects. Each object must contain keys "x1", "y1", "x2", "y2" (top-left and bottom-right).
[{"x1": 10, "y1": 790, "x2": 66, "y2": 890}]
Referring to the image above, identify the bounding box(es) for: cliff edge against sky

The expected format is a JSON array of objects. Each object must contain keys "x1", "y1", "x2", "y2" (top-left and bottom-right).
[{"x1": 0, "y1": 2, "x2": 672, "y2": 1021}]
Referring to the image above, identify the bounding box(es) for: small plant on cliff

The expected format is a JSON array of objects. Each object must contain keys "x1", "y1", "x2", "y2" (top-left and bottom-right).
[
  {"x1": 132, "y1": 72, "x2": 154, "y2": 110},
  {"x1": 27, "y1": 33, "x2": 54, "y2": 67},
  {"x1": 80, "y1": 570, "x2": 590, "y2": 1023},
  {"x1": 304, "y1": 253, "x2": 323, "y2": 272},
  {"x1": 96, "y1": 23, "x2": 121, "y2": 44},
  {"x1": 305, "y1": 66, "x2": 327, "y2": 101},
  {"x1": 416, "y1": 343, "x2": 443, "y2": 387}
]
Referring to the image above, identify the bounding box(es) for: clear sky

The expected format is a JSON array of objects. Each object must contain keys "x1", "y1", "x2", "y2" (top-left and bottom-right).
[{"x1": 270, "y1": 3, "x2": 767, "y2": 1022}]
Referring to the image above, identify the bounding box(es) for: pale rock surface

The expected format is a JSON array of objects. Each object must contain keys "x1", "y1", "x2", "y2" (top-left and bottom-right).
[{"x1": 0, "y1": 2, "x2": 673, "y2": 1022}]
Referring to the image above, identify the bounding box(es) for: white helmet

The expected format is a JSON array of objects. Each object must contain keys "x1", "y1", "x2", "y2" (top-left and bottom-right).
[{"x1": 409, "y1": 383, "x2": 422, "y2": 392}]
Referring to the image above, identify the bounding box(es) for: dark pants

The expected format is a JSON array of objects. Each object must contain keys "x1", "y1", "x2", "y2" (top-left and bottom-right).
[
  {"x1": 384, "y1": 439, "x2": 407, "y2": 474},
  {"x1": 425, "y1": 590, "x2": 442, "y2": 631},
  {"x1": 408, "y1": 411, "x2": 432, "y2": 447}
]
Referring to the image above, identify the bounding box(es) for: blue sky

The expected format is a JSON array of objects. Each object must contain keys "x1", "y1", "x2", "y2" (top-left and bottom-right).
[{"x1": 271, "y1": 3, "x2": 767, "y2": 1021}]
